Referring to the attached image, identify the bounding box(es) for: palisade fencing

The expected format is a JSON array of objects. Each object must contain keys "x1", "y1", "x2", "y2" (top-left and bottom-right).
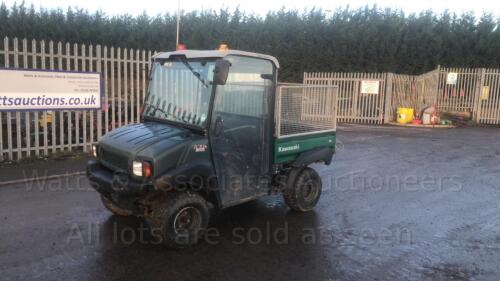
[
  {"x1": 0, "y1": 37, "x2": 154, "y2": 161},
  {"x1": 1, "y1": 35, "x2": 499, "y2": 162},
  {"x1": 305, "y1": 68, "x2": 500, "y2": 126},
  {"x1": 303, "y1": 72, "x2": 387, "y2": 124},
  {"x1": 479, "y1": 69, "x2": 500, "y2": 124},
  {"x1": 436, "y1": 67, "x2": 500, "y2": 124},
  {"x1": 437, "y1": 67, "x2": 480, "y2": 114}
]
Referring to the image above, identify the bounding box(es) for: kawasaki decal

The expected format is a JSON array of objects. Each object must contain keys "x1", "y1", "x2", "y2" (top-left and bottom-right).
[{"x1": 278, "y1": 144, "x2": 300, "y2": 153}]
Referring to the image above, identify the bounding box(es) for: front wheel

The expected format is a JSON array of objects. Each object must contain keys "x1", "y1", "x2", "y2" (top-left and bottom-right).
[
  {"x1": 283, "y1": 167, "x2": 322, "y2": 212},
  {"x1": 146, "y1": 191, "x2": 210, "y2": 248}
]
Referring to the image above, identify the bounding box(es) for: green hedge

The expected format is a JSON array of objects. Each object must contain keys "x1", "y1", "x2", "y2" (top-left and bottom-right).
[{"x1": 1, "y1": 3, "x2": 499, "y2": 82}]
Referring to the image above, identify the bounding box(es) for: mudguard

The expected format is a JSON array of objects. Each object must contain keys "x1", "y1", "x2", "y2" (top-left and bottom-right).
[{"x1": 291, "y1": 147, "x2": 334, "y2": 168}]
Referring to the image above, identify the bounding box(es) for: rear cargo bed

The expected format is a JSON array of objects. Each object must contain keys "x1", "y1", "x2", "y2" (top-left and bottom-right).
[
  {"x1": 274, "y1": 85, "x2": 337, "y2": 164},
  {"x1": 273, "y1": 131, "x2": 336, "y2": 164}
]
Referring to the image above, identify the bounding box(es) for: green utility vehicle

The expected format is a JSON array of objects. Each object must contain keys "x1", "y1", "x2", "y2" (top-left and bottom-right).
[{"x1": 87, "y1": 49, "x2": 337, "y2": 248}]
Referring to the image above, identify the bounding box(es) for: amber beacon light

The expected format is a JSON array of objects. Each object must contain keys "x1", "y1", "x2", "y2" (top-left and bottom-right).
[{"x1": 217, "y1": 44, "x2": 229, "y2": 51}]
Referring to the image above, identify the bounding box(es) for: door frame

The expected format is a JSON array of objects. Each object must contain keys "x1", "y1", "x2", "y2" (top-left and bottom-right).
[{"x1": 206, "y1": 56, "x2": 278, "y2": 208}]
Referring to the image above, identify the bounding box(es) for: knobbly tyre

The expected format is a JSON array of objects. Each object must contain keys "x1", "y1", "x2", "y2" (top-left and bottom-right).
[{"x1": 87, "y1": 46, "x2": 338, "y2": 248}]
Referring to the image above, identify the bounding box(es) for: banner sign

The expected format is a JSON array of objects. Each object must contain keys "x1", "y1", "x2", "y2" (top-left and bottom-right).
[
  {"x1": 481, "y1": 86, "x2": 490, "y2": 100},
  {"x1": 360, "y1": 80, "x2": 380, "y2": 94},
  {"x1": 0, "y1": 69, "x2": 102, "y2": 111}
]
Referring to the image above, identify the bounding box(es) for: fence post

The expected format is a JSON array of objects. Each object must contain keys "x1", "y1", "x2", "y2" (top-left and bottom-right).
[
  {"x1": 383, "y1": 72, "x2": 394, "y2": 124},
  {"x1": 97, "y1": 45, "x2": 103, "y2": 140},
  {"x1": 0, "y1": 37, "x2": 5, "y2": 161},
  {"x1": 4, "y1": 37, "x2": 14, "y2": 160},
  {"x1": 13, "y1": 38, "x2": 20, "y2": 160},
  {"x1": 434, "y1": 66, "x2": 441, "y2": 108},
  {"x1": 473, "y1": 68, "x2": 486, "y2": 123}
]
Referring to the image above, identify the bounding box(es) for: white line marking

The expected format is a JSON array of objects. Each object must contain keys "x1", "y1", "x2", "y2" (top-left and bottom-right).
[{"x1": 0, "y1": 171, "x2": 86, "y2": 187}]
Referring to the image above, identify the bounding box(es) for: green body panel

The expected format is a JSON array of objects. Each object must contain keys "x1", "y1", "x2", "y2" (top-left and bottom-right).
[
  {"x1": 97, "y1": 121, "x2": 209, "y2": 178},
  {"x1": 97, "y1": 121, "x2": 336, "y2": 178},
  {"x1": 273, "y1": 131, "x2": 336, "y2": 164}
]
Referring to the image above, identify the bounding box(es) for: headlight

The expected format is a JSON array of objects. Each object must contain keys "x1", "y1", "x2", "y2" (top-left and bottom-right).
[
  {"x1": 132, "y1": 160, "x2": 152, "y2": 178},
  {"x1": 132, "y1": 161, "x2": 143, "y2": 177},
  {"x1": 91, "y1": 144, "x2": 97, "y2": 158}
]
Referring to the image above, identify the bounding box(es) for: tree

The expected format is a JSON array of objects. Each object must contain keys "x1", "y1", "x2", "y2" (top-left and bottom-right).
[{"x1": 0, "y1": 4, "x2": 498, "y2": 81}]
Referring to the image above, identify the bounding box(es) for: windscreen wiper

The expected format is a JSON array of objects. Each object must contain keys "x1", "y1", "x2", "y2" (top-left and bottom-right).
[
  {"x1": 144, "y1": 102, "x2": 167, "y2": 117},
  {"x1": 177, "y1": 57, "x2": 210, "y2": 88}
]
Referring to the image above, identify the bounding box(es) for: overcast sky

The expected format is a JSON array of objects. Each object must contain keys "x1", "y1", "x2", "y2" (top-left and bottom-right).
[{"x1": 2, "y1": 0, "x2": 499, "y2": 16}]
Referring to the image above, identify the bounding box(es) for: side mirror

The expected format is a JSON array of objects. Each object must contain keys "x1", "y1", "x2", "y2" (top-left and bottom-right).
[
  {"x1": 213, "y1": 59, "x2": 231, "y2": 85},
  {"x1": 260, "y1": 74, "x2": 274, "y2": 80}
]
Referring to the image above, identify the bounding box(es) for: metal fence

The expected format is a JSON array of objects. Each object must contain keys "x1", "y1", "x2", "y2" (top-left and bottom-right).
[
  {"x1": 305, "y1": 67, "x2": 500, "y2": 125},
  {"x1": 303, "y1": 72, "x2": 387, "y2": 124},
  {"x1": 0, "y1": 37, "x2": 153, "y2": 161},
  {"x1": 1, "y1": 35, "x2": 499, "y2": 162},
  {"x1": 437, "y1": 67, "x2": 480, "y2": 114},
  {"x1": 437, "y1": 67, "x2": 500, "y2": 125},
  {"x1": 479, "y1": 69, "x2": 500, "y2": 124}
]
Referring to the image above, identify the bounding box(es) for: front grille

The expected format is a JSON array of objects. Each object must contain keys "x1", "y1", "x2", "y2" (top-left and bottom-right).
[{"x1": 99, "y1": 148, "x2": 129, "y2": 172}]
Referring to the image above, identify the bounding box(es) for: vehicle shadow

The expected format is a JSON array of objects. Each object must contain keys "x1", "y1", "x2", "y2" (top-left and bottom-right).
[{"x1": 91, "y1": 196, "x2": 342, "y2": 281}]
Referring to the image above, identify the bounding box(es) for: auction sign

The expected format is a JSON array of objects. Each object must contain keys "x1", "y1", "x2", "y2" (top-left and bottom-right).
[{"x1": 0, "y1": 69, "x2": 102, "y2": 111}]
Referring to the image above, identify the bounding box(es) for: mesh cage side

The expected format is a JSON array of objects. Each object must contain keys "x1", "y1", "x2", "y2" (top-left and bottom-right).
[{"x1": 276, "y1": 85, "x2": 337, "y2": 138}]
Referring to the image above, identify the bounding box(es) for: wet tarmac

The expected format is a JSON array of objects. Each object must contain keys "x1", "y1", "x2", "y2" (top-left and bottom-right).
[{"x1": 0, "y1": 125, "x2": 499, "y2": 281}]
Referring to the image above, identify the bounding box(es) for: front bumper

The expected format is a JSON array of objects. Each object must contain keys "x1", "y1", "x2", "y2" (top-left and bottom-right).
[
  {"x1": 86, "y1": 159, "x2": 154, "y2": 196},
  {"x1": 87, "y1": 159, "x2": 155, "y2": 215}
]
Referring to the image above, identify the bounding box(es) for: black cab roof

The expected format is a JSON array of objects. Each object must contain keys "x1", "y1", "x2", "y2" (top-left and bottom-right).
[{"x1": 153, "y1": 49, "x2": 280, "y2": 68}]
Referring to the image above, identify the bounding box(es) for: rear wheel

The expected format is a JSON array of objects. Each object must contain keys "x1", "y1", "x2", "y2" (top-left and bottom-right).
[
  {"x1": 283, "y1": 167, "x2": 322, "y2": 212},
  {"x1": 146, "y1": 191, "x2": 210, "y2": 248},
  {"x1": 100, "y1": 195, "x2": 133, "y2": 216}
]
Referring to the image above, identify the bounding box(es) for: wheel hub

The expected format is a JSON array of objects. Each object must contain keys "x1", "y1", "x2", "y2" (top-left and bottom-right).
[
  {"x1": 173, "y1": 206, "x2": 201, "y2": 234},
  {"x1": 302, "y1": 179, "x2": 319, "y2": 203}
]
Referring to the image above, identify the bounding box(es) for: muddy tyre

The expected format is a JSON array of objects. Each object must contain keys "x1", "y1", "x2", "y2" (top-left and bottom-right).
[
  {"x1": 100, "y1": 195, "x2": 133, "y2": 216},
  {"x1": 283, "y1": 167, "x2": 322, "y2": 212},
  {"x1": 146, "y1": 191, "x2": 210, "y2": 249}
]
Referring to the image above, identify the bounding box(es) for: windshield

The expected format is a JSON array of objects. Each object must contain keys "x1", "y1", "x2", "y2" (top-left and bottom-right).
[{"x1": 143, "y1": 59, "x2": 215, "y2": 127}]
